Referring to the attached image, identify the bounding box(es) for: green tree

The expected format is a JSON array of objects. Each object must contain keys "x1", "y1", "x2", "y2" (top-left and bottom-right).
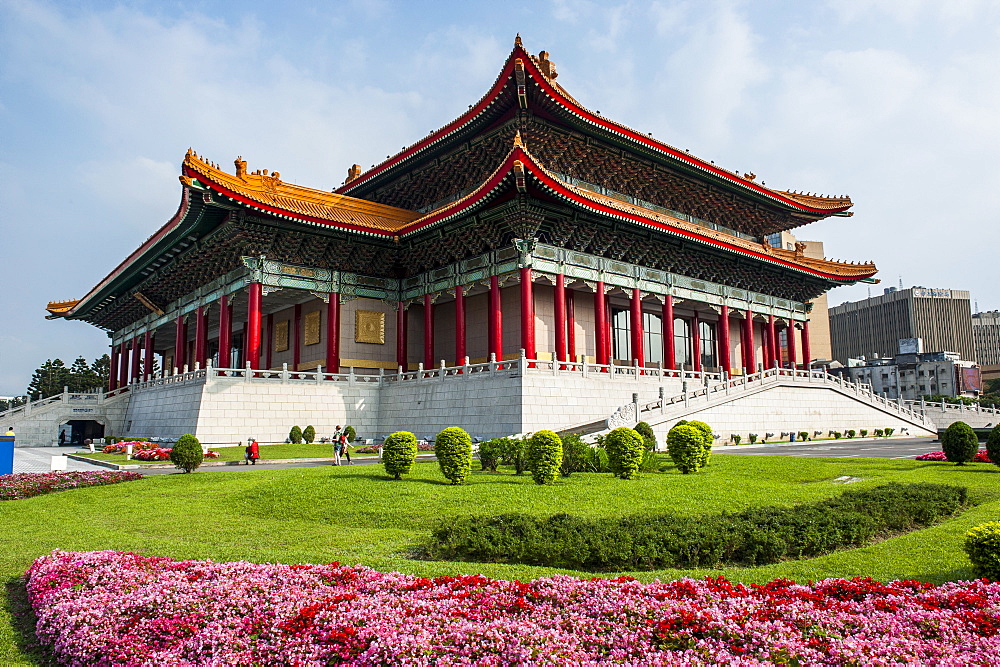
[
  {"x1": 302, "y1": 425, "x2": 316, "y2": 444},
  {"x1": 289, "y1": 426, "x2": 303, "y2": 444},
  {"x1": 634, "y1": 421, "x2": 657, "y2": 451},
  {"x1": 435, "y1": 427, "x2": 473, "y2": 485},
  {"x1": 169, "y1": 434, "x2": 204, "y2": 473},
  {"x1": 667, "y1": 423, "x2": 706, "y2": 474},
  {"x1": 382, "y1": 431, "x2": 418, "y2": 480},
  {"x1": 941, "y1": 421, "x2": 978, "y2": 466},
  {"x1": 91, "y1": 354, "x2": 111, "y2": 389},
  {"x1": 26, "y1": 359, "x2": 71, "y2": 399},
  {"x1": 527, "y1": 430, "x2": 563, "y2": 485},
  {"x1": 985, "y1": 424, "x2": 1000, "y2": 471},
  {"x1": 605, "y1": 427, "x2": 645, "y2": 479}
]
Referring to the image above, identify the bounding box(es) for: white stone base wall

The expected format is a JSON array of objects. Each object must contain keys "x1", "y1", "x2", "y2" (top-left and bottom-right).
[{"x1": 123, "y1": 381, "x2": 205, "y2": 441}]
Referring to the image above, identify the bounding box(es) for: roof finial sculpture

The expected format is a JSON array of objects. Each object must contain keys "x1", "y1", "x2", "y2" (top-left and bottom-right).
[
  {"x1": 537, "y1": 51, "x2": 557, "y2": 79},
  {"x1": 345, "y1": 164, "x2": 362, "y2": 184},
  {"x1": 234, "y1": 156, "x2": 247, "y2": 179},
  {"x1": 513, "y1": 129, "x2": 525, "y2": 148},
  {"x1": 515, "y1": 33, "x2": 523, "y2": 48}
]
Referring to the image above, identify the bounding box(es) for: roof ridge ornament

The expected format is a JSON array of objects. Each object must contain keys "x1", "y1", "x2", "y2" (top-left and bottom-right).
[
  {"x1": 513, "y1": 129, "x2": 526, "y2": 149},
  {"x1": 234, "y1": 156, "x2": 247, "y2": 180},
  {"x1": 514, "y1": 33, "x2": 522, "y2": 48},
  {"x1": 536, "y1": 50, "x2": 557, "y2": 80}
]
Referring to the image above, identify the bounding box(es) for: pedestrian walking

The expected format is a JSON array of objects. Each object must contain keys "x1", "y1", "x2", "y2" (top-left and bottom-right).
[{"x1": 332, "y1": 425, "x2": 343, "y2": 465}]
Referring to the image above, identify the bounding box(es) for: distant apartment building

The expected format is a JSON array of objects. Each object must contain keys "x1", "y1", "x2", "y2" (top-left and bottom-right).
[
  {"x1": 973, "y1": 311, "x2": 1000, "y2": 366},
  {"x1": 828, "y1": 287, "x2": 975, "y2": 365}
]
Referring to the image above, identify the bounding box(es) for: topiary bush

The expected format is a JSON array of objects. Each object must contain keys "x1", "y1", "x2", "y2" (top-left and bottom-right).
[
  {"x1": 731, "y1": 434, "x2": 742, "y2": 445},
  {"x1": 667, "y1": 424, "x2": 705, "y2": 474},
  {"x1": 884, "y1": 427, "x2": 895, "y2": 437},
  {"x1": 559, "y1": 433, "x2": 589, "y2": 476},
  {"x1": 875, "y1": 429, "x2": 884, "y2": 437},
  {"x1": 605, "y1": 427, "x2": 645, "y2": 479},
  {"x1": 964, "y1": 521, "x2": 1000, "y2": 581},
  {"x1": 986, "y1": 425, "x2": 1000, "y2": 471},
  {"x1": 302, "y1": 425, "x2": 316, "y2": 444},
  {"x1": 527, "y1": 430, "x2": 563, "y2": 485},
  {"x1": 860, "y1": 429, "x2": 868, "y2": 438},
  {"x1": 634, "y1": 421, "x2": 656, "y2": 451},
  {"x1": 477, "y1": 438, "x2": 504, "y2": 472},
  {"x1": 435, "y1": 427, "x2": 472, "y2": 485},
  {"x1": 382, "y1": 430, "x2": 418, "y2": 480},
  {"x1": 687, "y1": 420, "x2": 713, "y2": 466},
  {"x1": 169, "y1": 434, "x2": 203, "y2": 473},
  {"x1": 942, "y1": 421, "x2": 978, "y2": 465},
  {"x1": 798, "y1": 431, "x2": 809, "y2": 442},
  {"x1": 847, "y1": 429, "x2": 856, "y2": 439},
  {"x1": 748, "y1": 434, "x2": 757, "y2": 444},
  {"x1": 289, "y1": 426, "x2": 303, "y2": 444},
  {"x1": 344, "y1": 425, "x2": 356, "y2": 443}
]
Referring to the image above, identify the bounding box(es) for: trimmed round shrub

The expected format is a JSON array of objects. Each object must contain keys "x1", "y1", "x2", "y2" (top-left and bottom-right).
[
  {"x1": 605, "y1": 427, "x2": 645, "y2": 480},
  {"x1": 964, "y1": 521, "x2": 1000, "y2": 580},
  {"x1": 477, "y1": 438, "x2": 504, "y2": 472},
  {"x1": 382, "y1": 431, "x2": 418, "y2": 480},
  {"x1": 289, "y1": 425, "x2": 303, "y2": 444},
  {"x1": 687, "y1": 420, "x2": 713, "y2": 466},
  {"x1": 667, "y1": 424, "x2": 705, "y2": 474},
  {"x1": 634, "y1": 421, "x2": 656, "y2": 451},
  {"x1": 527, "y1": 430, "x2": 563, "y2": 485},
  {"x1": 435, "y1": 427, "x2": 473, "y2": 485},
  {"x1": 986, "y1": 424, "x2": 1000, "y2": 470},
  {"x1": 942, "y1": 421, "x2": 978, "y2": 465},
  {"x1": 302, "y1": 425, "x2": 316, "y2": 444},
  {"x1": 344, "y1": 425, "x2": 357, "y2": 443},
  {"x1": 169, "y1": 434, "x2": 203, "y2": 473}
]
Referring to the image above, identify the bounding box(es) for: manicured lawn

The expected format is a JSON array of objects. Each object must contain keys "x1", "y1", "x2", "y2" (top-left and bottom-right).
[
  {"x1": 71, "y1": 442, "x2": 378, "y2": 464},
  {"x1": 2, "y1": 455, "x2": 999, "y2": 664}
]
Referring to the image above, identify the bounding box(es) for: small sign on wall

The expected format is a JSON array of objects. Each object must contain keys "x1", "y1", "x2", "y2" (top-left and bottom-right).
[
  {"x1": 304, "y1": 311, "x2": 321, "y2": 346},
  {"x1": 275, "y1": 320, "x2": 290, "y2": 352}
]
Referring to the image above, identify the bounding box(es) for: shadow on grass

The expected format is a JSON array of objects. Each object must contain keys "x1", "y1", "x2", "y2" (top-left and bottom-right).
[
  {"x1": 4, "y1": 576, "x2": 54, "y2": 666},
  {"x1": 910, "y1": 567, "x2": 980, "y2": 586}
]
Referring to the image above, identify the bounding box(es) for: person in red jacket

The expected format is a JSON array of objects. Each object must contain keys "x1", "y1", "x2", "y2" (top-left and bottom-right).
[{"x1": 246, "y1": 439, "x2": 260, "y2": 465}]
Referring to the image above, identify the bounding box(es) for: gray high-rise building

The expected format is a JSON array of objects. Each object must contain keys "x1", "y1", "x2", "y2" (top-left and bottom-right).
[
  {"x1": 828, "y1": 287, "x2": 975, "y2": 364},
  {"x1": 973, "y1": 311, "x2": 1000, "y2": 366}
]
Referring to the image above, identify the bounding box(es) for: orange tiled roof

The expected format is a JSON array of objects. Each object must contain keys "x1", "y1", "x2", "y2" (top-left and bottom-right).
[
  {"x1": 45, "y1": 299, "x2": 81, "y2": 317},
  {"x1": 183, "y1": 150, "x2": 421, "y2": 233}
]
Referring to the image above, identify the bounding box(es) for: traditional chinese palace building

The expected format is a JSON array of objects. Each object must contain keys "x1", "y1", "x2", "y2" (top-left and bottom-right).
[{"x1": 36, "y1": 37, "x2": 922, "y2": 447}]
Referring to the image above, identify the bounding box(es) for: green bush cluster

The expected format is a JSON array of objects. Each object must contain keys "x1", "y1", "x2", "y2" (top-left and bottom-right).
[
  {"x1": 666, "y1": 420, "x2": 712, "y2": 473},
  {"x1": 421, "y1": 483, "x2": 968, "y2": 571},
  {"x1": 289, "y1": 426, "x2": 303, "y2": 444},
  {"x1": 884, "y1": 427, "x2": 895, "y2": 437},
  {"x1": 527, "y1": 430, "x2": 563, "y2": 485},
  {"x1": 382, "y1": 431, "x2": 418, "y2": 480},
  {"x1": 302, "y1": 425, "x2": 316, "y2": 444},
  {"x1": 477, "y1": 437, "x2": 528, "y2": 474},
  {"x1": 435, "y1": 427, "x2": 472, "y2": 485},
  {"x1": 942, "y1": 421, "x2": 978, "y2": 465},
  {"x1": 344, "y1": 425, "x2": 357, "y2": 443},
  {"x1": 964, "y1": 521, "x2": 1000, "y2": 581},
  {"x1": 987, "y1": 425, "x2": 1000, "y2": 471},
  {"x1": 605, "y1": 427, "x2": 645, "y2": 479},
  {"x1": 169, "y1": 434, "x2": 203, "y2": 473},
  {"x1": 634, "y1": 421, "x2": 656, "y2": 450}
]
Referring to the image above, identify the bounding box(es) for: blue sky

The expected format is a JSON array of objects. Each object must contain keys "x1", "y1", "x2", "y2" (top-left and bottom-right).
[{"x1": 2, "y1": 0, "x2": 999, "y2": 395}]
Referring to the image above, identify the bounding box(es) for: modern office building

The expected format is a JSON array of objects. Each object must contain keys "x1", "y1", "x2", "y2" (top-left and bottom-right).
[
  {"x1": 829, "y1": 287, "x2": 975, "y2": 365},
  {"x1": 973, "y1": 311, "x2": 1000, "y2": 366}
]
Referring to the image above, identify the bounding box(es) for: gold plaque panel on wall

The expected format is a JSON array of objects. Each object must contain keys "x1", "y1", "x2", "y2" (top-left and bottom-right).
[
  {"x1": 355, "y1": 310, "x2": 385, "y2": 344},
  {"x1": 304, "y1": 311, "x2": 321, "y2": 346},
  {"x1": 274, "y1": 320, "x2": 290, "y2": 352}
]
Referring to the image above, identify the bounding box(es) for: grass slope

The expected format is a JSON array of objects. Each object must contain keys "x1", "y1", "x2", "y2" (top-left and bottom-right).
[{"x1": 2, "y1": 456, "x2": 998, "y2": 664}]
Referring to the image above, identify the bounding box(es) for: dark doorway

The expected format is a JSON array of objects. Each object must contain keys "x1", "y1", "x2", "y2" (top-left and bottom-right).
[{"x1": 59, "y1": 420, "x2": 105, "y2": 447}]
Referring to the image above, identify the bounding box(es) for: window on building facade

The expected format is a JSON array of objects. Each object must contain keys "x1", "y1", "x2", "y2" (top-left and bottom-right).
[
  {"x1": 699, "y1": 320, "x2": 717, "y2": 369},
  {"x1": 611, "y1": 309, "x2": 630, "y2": 361},
  {"x1": 674, "y1": 318, "x2": 692, "y2": 368},
  {"x1": 644, "y1": 312, "x2": 663, "y2": 365}
]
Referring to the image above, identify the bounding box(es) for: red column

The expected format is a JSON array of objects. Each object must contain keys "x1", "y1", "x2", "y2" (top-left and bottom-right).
[
  {"x1": 396, "y1": 302, "x2": 407, "y2": 369},
  {"x1": 194, "y1": 306, "x2": 206, "y2": 369},
  {"x1": 787, "y1": 322, "x2": 797, "y2": 369},
  {"x1": 218, "y1": 294, "x2": 231, "y2": 369},
  {"x1": 630, "y1": 287, "x2": 644, "y2": 369},
  {"x1": 767, "y1": 314, "x2": 777, "y2": 368},
  {"x1": 119, "y1": 340, "x2": 130, "y2": 387},
  {"x1": 174, "y1": 315, "x2": 186, "y2": 371},
  {"x1": 691, "y1": 312, "x2": 702, "y2": 372},
  {"x1": 741, "y1": 313, "x2": 753, "y2": 373},
  {"x1": 247, "y1": 282, "x2": 262, "y2": 370},
  {"x1": 594, "y1": 282, "x2": 608, "y2": 367},
  {"x1": 326, "y1": 292, "x2": 341, "y2": 372},
  {"x1": 719, "y1": 305, "x2": 731, "y2": 375},
  {"x1": 143, "y1": 331, "x2": 154, "y2": 381},
  {"x1": 423, "y1": 293, "x2": 434, "y2": 368},
  {"x1": 664, "y1": 295, "x2": 676, "y2": 371},
  {"x1": 801, "y1": 320, "x2": 811, "y2": 370},
  {"x1": 488, "y1": 276, "x2": 503, "y2": 360},
  {"x1": 265, "y1": 313, "x2": 274, "y2": 370},
  {"x1": 292, "y1": 304, "x2": 302, "y2": 371},
  {"x1": 130, "y1": 337, "x2": 141, "y2": 383},
  {"x1": 109, "y1": 346, "x2": 119, "y2": 391},
  {"x1": 455, "y1": 285, "x2": 466, "y2": 365},
  {"x1": 566, "y1": 290, "x2": 576, "y2": 363},
  {"x1": 554, "y1": 275, "x2": 567, "y2": 367},
  {"x1": 520, "y1": 267, "x2": 535, "y2": 360}
]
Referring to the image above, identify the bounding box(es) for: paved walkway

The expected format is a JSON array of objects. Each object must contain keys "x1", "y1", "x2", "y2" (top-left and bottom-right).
[{"x1": 12, "y1": 447, "x2": 108, "y2": 473}]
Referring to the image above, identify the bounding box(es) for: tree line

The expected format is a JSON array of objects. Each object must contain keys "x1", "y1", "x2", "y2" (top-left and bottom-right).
[{"x1": 0, "y1": 355, "x2": 111, "y2": 411}]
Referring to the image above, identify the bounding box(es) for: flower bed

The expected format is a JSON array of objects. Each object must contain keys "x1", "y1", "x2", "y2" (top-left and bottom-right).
[
  {"x1": 131, "y1": 448, "x2": 220, "y2": 461},
  {"x1": 26, "y1": 550, "x2": 1000, "y2": 665},
  {"x1": 102, "y1": 440, "x2": 152, "y2": 454},
  {"x1": 0, "y1": 472, "x2": 143, "y2": 501},
  {"x1": 916, "y1": 450, "x2": 992, "y2": 462}
]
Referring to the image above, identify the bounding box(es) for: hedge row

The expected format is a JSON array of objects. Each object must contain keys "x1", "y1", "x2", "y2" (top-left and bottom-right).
[{"x1": 420, "y1": 483, "x2": 968, "y2": 571}]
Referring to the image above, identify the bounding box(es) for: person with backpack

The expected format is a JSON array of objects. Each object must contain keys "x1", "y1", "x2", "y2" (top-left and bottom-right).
[
  {"x1": 332, "y1": 426, "x2": 343, "y2": 465},
  {"x1": 340, "y1": 429, "x2": 352, "y2": 464}
]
